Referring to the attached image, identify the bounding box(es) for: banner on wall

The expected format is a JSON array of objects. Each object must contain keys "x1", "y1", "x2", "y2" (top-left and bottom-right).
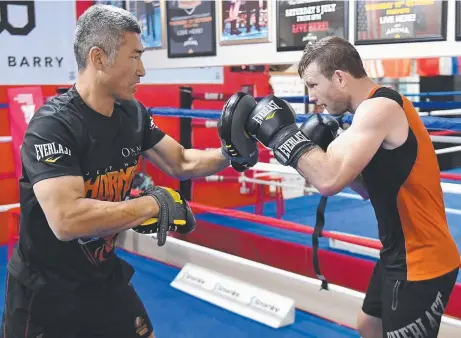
[
  {"x1": 355, "y1": 0, "x2": 447, "y2": 45},
  {"x1": 166, "y1": 0, "x2": 217, "y2": 58},
  {"x1": 7, "y1": 86, "x2": 44, "y2": 179},
  {"x1": 276, "y1": 1, "x2": 348, "y2": 52},
  {"x1": 0, "y1": 1, "x2": 77, "y2": 85}
]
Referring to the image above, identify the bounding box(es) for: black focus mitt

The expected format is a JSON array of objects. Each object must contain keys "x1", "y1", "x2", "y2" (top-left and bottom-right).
[
  {"x1": 218, "y1": 92, "x2": 259, "y2": 172},
  {"x1": 133, "y1": 186, "x2": 196, "y2": 246}
]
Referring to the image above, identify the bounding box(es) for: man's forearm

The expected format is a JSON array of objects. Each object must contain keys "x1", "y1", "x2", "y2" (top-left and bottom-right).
[
  {"x1": 179, "y1": 148, "x2": 230, "y2": 180},
  {"x1": 59, "y1": 196, "x2": 158, "y2": 241},
  {"x1": 295, "y1": 147, "x2": 341, "y2": 196}
]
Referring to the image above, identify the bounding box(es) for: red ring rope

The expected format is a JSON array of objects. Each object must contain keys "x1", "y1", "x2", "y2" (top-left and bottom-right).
[
  {"x1": 189, "y1": 201, "x2": 383, "y2": 250},
  {"x1": 430, "y1": 130, "x2": 460, "y2": 136},
  {"x1": 441, "y1": 173, "x2": 461, "y2": 181},
  {"x1": 188, "y1": 202, "x2": 461, "y2": 268},
  {"x1": 0, "y1": 172, "x2": 15, "y2": 180}
]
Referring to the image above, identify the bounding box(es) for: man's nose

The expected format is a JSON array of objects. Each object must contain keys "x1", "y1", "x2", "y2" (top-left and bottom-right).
[
  {"x1": 307, "y1": 88, "x2": 317, "y2": 103},
  {"x1": 137, "y1": 59, "x2": 146, "y2": 77}
]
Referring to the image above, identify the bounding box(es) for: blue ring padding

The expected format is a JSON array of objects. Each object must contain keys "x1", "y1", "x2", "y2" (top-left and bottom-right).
[
  {"x1": 412, "y1": 101, "x2": 461, "y2": 109},
  {"x1": 259, "y1": 97, "x2": 461, "y2": 109},
  {"x1": 148, "y1": 108, "x2": 461, "y2": 132},
  {"x1": 258, "y1": 93, "x2": 461, "y2": 103},
  {"x1": 0, "y1": 103, "x2": 8, "y2": 109}
]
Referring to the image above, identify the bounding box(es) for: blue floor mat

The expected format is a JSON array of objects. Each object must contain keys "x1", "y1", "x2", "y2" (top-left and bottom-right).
[{"x1": 0, "y1": 246, "x2": 359, "y2": 338}]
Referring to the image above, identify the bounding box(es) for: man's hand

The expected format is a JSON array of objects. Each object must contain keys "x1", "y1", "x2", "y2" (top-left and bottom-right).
[
  {"x1": 218, "y1": 92, "x2": 259, "y2": 172},
  {"x1": 245, "y1": 95, "x2": 316, "y2": 167},
  {"x1": 300, "y1": 113, "x2": 340, "y2": 151},
  {"x1": 132, "y1": 186, "x2": 196, "y2": 246}
]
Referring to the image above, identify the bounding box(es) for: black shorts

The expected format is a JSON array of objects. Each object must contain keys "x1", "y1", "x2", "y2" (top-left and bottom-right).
[
  {"x1": 362, "y1": 260, "x2": 459, "y2": 338},
  {"x1": 1, "y1": 272, "x2": 153, "y2": 338}
]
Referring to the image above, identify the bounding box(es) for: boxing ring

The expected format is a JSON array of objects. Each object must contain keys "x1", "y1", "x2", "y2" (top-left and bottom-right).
[{"x1": 1, "y1": 91, "x2": 461, "y2": 337}]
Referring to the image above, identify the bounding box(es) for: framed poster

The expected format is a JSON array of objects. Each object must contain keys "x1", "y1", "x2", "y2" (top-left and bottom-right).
[
  {"x1": 218, "y1": 0, "x2": 270, "y2": 45},
  {"x1": 276, "y1": 1, "x2": 348, "y2": 52},
  {"x1": 166, "y1": 0, "x2": 216, "y2": 58},
  {"x1": 456, "y1": 0, "x2": 461, "y2": 41},
  {"x1": 355, "y1": 0, "x2": 447, "y2": 45},
  {"x1": 126, "y1": 0, "x2": 164, "y2": 49},
  {"x1": 94, "y1": 0, "x2": 126, "y2": 9}
]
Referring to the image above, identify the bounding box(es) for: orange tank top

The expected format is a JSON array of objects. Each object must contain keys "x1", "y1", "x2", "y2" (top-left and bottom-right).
[{"x1": 360, "y1": 86, "x2": 460, "y2": 281}]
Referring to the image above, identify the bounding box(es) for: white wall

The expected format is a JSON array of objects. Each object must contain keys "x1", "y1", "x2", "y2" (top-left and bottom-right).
[{"x1": 143, "y1": 0, "x2": 461, "y2": 70}]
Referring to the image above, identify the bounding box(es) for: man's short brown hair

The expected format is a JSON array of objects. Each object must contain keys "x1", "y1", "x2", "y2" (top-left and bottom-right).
[{"x1": 298, "y1": 36, "x2": 367, "y2": 80}]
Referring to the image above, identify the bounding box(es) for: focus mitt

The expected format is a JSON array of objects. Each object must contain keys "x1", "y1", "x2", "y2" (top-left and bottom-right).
[
  {"x1": 218, "y1": 92, "x2": 259, "y2": 172},
  {"x1": 132, "y1": 186, "x2": 196, "y2": 246}
]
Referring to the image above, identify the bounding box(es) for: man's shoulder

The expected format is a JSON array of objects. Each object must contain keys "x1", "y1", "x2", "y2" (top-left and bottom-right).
[
  {"x1": 370, "y1": 86, "x2": 404, "y2": 108},
  {"x1": 32, "y1": 89, "x2": 83, "y2": 128}
]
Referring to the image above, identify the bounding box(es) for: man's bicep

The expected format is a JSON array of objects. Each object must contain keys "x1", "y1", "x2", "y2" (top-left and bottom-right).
[
  {"x1": 142, "y1": 135, "x2": 184, "y2": 176},
  {"x1": 22, "y1": 116, "x2": 83, "y2": 185},
  {"x1": 33, "y1": 176, "x2": 85, "y2": 233},
  {"x1": 330, "y1": 100, "x2": 396, "y2": 179}
]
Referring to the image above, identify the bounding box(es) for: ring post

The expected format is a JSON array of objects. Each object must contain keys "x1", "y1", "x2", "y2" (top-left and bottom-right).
[{"x1": 179, "y1": 87, "x2": 193, "y2": 201}]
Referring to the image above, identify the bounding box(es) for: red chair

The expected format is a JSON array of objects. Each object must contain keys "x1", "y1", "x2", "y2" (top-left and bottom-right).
[
  {"x1": 7, "y1": 207, "x2": 20, "y2": 260},
  {"x1": 254, "y1": 174, "x2": 285, "y2": 219}
]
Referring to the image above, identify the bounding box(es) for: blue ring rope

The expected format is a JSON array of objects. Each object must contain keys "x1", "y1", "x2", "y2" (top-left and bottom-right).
[{"x1": 148, "y1": 108, "x2": 461, "y2": 132}]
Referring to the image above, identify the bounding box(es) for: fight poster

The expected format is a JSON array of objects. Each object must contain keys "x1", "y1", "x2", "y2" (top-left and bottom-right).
[
  {"x1": 276, "y1": 1, "x2": 348, "y2": 52},
  {"x1": 94, "y1": 1, "x2": 126, "y2": 8},
  {"x1": 218, "y1": 0, "x2": 270, "y2": 45},
  {"x1": 355, "y1": 0, "x2": 447, "y2": 45},
  {"x1": 7, "y1": 86, "x2": 44, "y2": 179},
  {"x1": 166, "y1": 1, "x2": 216, "y2": 58},
  {"x1": 126, "y1": 0, "x2": 163, "y2": 49}
]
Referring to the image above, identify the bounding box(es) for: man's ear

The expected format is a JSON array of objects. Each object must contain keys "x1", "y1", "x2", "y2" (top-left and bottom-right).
[
  {"x1": 334, "y1": 70, "x2": 347, "y2": 88},
  {"x1": 88, "y1": 47, "x2": 107, "y2": 71}
]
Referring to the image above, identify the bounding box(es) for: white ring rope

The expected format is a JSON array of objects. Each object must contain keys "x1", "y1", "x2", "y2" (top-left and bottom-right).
[
  {"x1": 238, "y1": 176, "x2": 364, "y2": 200},
  {"x1": 0, "y1": 203, "x2": 19, "y2": 212},
  {"x1": 234, "y1": 174, "x2": 461, "y2": 216},
  {"x1": 430, "y1": 135, "x2": 461, "y2": 144},
  {"x1": 249, "y1": 162, "x2": 461, "y2": 197},
  {"x1": 0, "y1": 136, "x2": 12, "y2": 143},
  {"x1": 435, "y1": 145, "x2": 461, "y2": 155},
  {"x1": 419, "y1": 109, "x2": 461, "y2": 117}
]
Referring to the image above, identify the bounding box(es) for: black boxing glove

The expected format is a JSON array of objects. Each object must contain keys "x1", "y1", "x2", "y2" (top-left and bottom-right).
[
  {"x1": 246, "y1": 95, "x2": 316, "y2": 167},
  {"x1": 133, "y1": 186, "x2": 196, "y2": 246},
  {"x1": 300, "y1": 114, "x2": 340, "y2": 151}
]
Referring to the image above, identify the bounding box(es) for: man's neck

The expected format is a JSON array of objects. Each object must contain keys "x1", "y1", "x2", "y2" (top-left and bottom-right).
[
  {"x1": 349, "y1": 77, "x2": 378, "y2": 113},
  {"x1": 75, "y1": 75, "x2": 115, "y2": 117}
]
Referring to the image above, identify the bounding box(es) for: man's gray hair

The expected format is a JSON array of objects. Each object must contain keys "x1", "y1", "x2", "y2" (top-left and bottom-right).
[{"x1": 74, "y1": 4, "x2": 141, "y2": 71}]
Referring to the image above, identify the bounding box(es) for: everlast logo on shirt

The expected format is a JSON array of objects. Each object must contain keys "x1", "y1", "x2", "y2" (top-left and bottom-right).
[
  {"x1": 277, "y1": 131, "x2": 309, "y2": 159},
  {"x1": 0, "y1": 1, "x2": 36, "y2": 35},
  {"x1": 251, "y1": 100, "x2": 282, "y2": 125},
  {"x1": 35, "y1": 142, "x2": 71, "y2": 163}
]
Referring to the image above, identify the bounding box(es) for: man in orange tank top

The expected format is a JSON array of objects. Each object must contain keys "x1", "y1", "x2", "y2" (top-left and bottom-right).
[{"x1": 230, "y1": 36, "x2": 460, "y2": 337}]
